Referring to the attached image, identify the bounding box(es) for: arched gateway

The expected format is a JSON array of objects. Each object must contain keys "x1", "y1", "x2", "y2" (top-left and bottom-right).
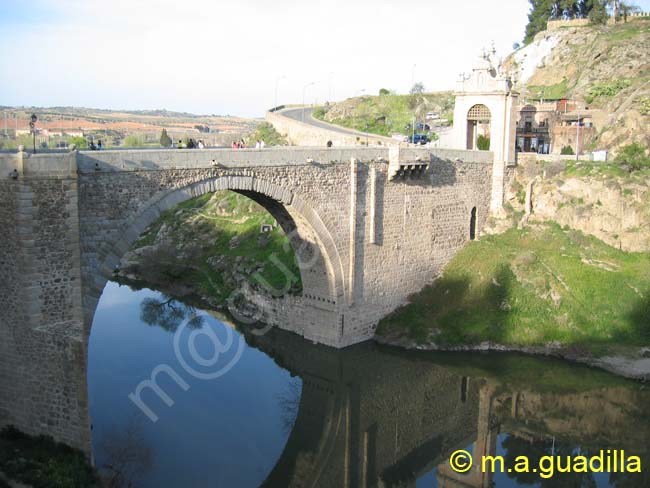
[
  {"x1": 1, "y1": 145, "x2": 493, "y2": 453},
  {"x1": 452, "y1": 48, "x2": 519, "y2": 213}
]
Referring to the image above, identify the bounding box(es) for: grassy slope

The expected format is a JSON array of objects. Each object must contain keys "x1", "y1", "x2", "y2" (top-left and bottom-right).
[
  {"x1": 377, "y1": 222, "x2": 650, "y2": 348},
  {"x1": 314, "y1": 92, "x2": 454, "y2": 137},
  {"x1": 0, "y1": 427, "x2": 100, "y2": 488},
  {"x1": 129, "y1": 190, "x2": 301, "y2": 303}
]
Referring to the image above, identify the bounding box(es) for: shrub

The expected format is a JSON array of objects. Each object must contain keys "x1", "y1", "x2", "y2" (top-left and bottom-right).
[
  {"x1": 477, "y1": 135, "x2": 491, "y2": 151},
  {"x1": 247, "y1": 122, "x2": 287, "y2": 146},
  {"x1": 615, "y1": 143, "x2": 650, "y2": 171},
  {"x1": 123, "y1": 134, "x2": 145, "y2": 147},
  {"x1": 561, "y1": 145, "x2": 575, "y2": 155},
  {"x1": 586, "y1": 79, "x2": 631, "y2": 104},
  {"x1": 638, "y1": 96, "x2": 650, "y2": 116},
  {"x1": 312, "y1": 106, "x2": 328, "y2": 119},
  {"x1": 379, "y1": 88, "x2": 390, "y2": 96},
  {"x1": 68, "y1": 136, "x2": 88, "y2": 149}
]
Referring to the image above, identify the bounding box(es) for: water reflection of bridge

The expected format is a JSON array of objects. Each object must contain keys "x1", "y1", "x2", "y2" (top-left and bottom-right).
[{"x1": 244, "y1": 327, "x2": 650, "y2": 488}]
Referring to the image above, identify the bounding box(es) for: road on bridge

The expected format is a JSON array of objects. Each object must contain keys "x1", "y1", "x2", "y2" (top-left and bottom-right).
[
  {"x1": 280, "y1": 107, "x2": 383, "y2": 139},
  {"x1": 279, "y1": 106, "x2": 453, "y2": 145}
]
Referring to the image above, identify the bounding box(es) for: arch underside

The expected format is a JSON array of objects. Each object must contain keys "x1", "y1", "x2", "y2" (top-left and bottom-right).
[{"x1": 83, "y1": 175, "x2": 346, "y2": 332}]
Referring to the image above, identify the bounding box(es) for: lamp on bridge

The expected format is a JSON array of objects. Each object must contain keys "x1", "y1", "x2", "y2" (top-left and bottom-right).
[
  {"x1": 29, "y1": 114, "x2": 37, "y2": 154},
  {"x1": 274, "y1": 75, "x2": 287, "y2": 110},
  {"x1": 302, "y1": 82, "x2": 315, "y2": 123}
]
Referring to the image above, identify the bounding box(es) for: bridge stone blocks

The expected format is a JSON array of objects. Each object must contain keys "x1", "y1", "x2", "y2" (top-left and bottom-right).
[{"x1": 1, "y1": 146, "x2": 493, "y2": 452}]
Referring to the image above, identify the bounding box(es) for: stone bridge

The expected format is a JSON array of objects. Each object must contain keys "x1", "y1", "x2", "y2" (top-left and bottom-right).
[{"x1": 0, "y1": 145, "x2": 493, "y2": 453}]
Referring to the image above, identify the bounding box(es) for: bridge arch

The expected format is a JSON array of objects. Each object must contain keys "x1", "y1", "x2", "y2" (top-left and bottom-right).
[{"x1": 84, "y1": 174, "x2": 347, "y2": 332}]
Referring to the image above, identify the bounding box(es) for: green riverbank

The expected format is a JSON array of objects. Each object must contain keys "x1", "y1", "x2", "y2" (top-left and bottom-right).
[{"x1": 377, "y1": 223, "x2": 650, "y2": 355}]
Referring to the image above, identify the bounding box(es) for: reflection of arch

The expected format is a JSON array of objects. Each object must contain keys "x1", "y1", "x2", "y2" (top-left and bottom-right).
[
  {"x1": 466, "y1": 104, "x2": 492, "y2": 151},
  {"x1": 86, "y1": 175, "x2": 346, "y2": 329}
]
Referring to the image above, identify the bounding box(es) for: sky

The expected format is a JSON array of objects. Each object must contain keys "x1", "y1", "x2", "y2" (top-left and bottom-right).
[{"x1": 1, "y1": 0, "x2": 649, "y2": 118}]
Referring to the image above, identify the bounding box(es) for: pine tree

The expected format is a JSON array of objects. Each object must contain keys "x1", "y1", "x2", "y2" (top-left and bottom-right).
[{"x1": 159, "y1": 128, "x2": 172, "y2": 147}]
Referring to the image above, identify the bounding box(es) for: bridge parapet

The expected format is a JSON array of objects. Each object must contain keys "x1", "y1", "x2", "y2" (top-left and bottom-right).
[
  {"x1": 2, "y1": 146, "x2": 493, "y2": 178},
  {"x1": 0, "y1": 150, "x2": 77, "y2": 179}
]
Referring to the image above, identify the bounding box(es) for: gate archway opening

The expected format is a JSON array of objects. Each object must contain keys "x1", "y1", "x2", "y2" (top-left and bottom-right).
[
  {"x1": 466, "y1": 104, "x2": 491, "y2": 151},
  {"x1": 469, "y1": 207, "x2": 477, "y2": 241}
]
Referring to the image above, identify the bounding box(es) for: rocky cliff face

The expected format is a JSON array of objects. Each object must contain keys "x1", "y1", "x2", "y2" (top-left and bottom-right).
[
  {"x1": 504, "y1": 18, "x2": 650, "y2": 153},
  {"x1": 505, "y1": 156, "x2": 650, "y2": 252}
]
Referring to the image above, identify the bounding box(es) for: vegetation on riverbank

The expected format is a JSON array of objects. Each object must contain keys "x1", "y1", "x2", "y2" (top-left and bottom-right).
[
  {"x1": 246, "y1": 122, "x2": 288, "y2": 146},
  {"x1": 313, "y1": 91, "x2": 454, "y2": 137},
  {"x1": 118, "y1": 191, "x2": 301, "y2": 307},
  {"x1": 376, "y1": 222, "x2": 650, "y2": 349},
  {"x1": 0, "y1": 426, "x2": 100, "y2": 488}
]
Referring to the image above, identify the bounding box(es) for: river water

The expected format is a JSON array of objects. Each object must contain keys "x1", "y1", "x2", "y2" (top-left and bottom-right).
[{"x1": 88, "y1": 282, "x2": 650, "y2": 487}]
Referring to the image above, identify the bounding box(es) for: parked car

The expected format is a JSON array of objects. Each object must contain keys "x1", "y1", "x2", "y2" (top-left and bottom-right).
[
  {"x1": 426, "y1": 111, "x2": 440, "y2": 120},
  {"x1": 415, "y1": 122, "x2": 431, "y2": 131},
  {"x1": 408, "y1": 134, "x2": 430, "y2": 145}
]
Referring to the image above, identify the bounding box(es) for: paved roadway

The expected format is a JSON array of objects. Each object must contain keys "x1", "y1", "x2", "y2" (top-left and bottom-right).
[
  {"x1": 280, "y1": 106, "x2": 453, "y2": 144},
  {"x1": 280, "y1": 107, "x2": 381, "y2": 138}
]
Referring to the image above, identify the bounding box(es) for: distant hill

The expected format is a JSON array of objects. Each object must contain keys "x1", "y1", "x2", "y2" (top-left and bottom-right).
[
  {"x1": 504, "y1": 18, "x2": 650, "y2": 152},
  {"x1": 0, "y1": 106, "x2": 258, "y2": 149}
]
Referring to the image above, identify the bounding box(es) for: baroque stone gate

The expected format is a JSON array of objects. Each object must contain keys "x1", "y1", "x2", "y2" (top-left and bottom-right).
[{"x1": 1, "y1": 145, "x2": 492, "y2": 452}]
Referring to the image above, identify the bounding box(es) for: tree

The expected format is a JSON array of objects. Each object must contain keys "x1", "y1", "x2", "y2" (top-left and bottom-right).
[
  {"x1": 619, "y1": 1, "x2": 640, "y2": 21},
  {"x1": 123, "y1": 134, "x2": 145, "y2": 147},
  {"x1": 159, "y1": 128, "x2": 172, "y2": 147},
  {"x1": 410, "y1": 82, "x2": 425, "y2": 95},
  {"x1": 379, "y1": 88, "x2": 390, "y2": 96},
  {"x1": 69, "y1": 136, "x2": 88, "y2": 149},
  {"x1": 609, "y1": 0, "x2": 619, "y2": 21},
  {"x1": 615, "y1": 142, "x2": 650, "y2": 170},
  {"x1": 525, "y1": 0, "x2": 595, "y2": 44},
  {"x1": 589, "y1": 0, "x2": 609, "y2": 23}
]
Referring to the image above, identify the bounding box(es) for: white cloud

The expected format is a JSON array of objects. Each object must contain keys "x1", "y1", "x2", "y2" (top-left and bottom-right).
[{"x1": 1, "y1": 0, "x2": 531, "y2": 117}]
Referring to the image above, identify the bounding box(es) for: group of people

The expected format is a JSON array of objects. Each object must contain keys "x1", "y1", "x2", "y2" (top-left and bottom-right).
[
  {"x1": 88, "y1": 139, "x2": 103, "y2": 150},
  {"x1": 178, "y1": 139, "x2": 205, "y2": 149},
  {"x1": 231, "y1": 139, "x2": 246, "y2": 149},
  {"x1": 231, "y1": 139, "x2": 267, "y2": 149}
]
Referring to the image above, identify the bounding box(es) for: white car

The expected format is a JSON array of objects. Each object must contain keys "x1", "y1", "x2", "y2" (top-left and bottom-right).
[{"x1": 426, "y1": 112, "x2": 440, "y2": 120}]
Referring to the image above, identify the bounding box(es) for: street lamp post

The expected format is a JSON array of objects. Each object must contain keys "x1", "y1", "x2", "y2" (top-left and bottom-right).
[
  {"x1": 29, "y1": 114, "x2": 37, "y2": 154},
  {"x1": 576, "y1": 121, "x2": 581, "y2": 161},
  {"x1": 411, "y1": 64, "x2": 417, "y2": 144},
  {"x1": 411, "y1": 63, "x2": 416, "y2": 92},
  {"x1": 274, "y1": 75, "x2": 286, "y2": 110},
  {"x1": 355, "y1": 89, "x2": 365, "y2": 133},
  {"x1": 328, "y1": 72, "x2": 334, "y2": 102},
  {"x1": 302, "y1": 82, "x2": 315, "y2": 123}
]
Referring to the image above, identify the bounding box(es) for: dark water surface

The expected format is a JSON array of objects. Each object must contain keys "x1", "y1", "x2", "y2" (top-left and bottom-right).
[{"x1": 88, "y1": 282, "x2": 650, "y2": 487}]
